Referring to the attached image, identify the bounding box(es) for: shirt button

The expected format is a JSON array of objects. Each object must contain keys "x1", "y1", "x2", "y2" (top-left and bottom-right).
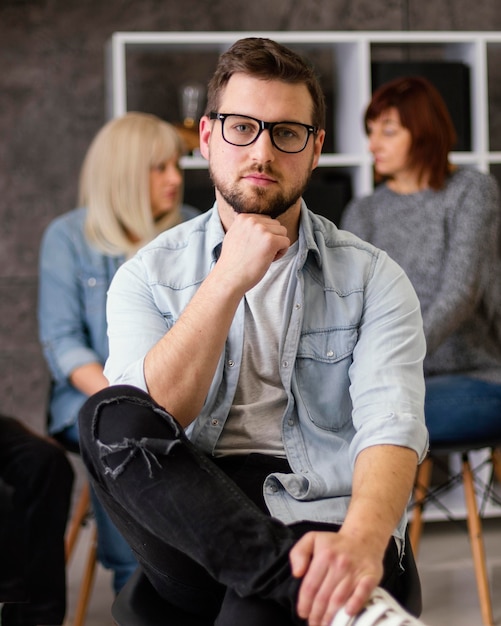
[
  {"x1": 326, "y1": 350, "x2": 334, "y2": 357},
  {"x1": 282, "y1": 360, "x2": 289, "y2": 368},
  {"x1": 294, "y1": 302, "x2": 302, "y2": 310},
  {"x1": 211, "y1": 419, "x2": 219, "y2": 426},
  {"x1": 87, "y1": 277, "x2": 97, "y2": 287},
  {"x1": 227, "y1": 360, "x2": 235, "y2": 367},
  {"x1": 288, "y1": 419, "x2": 294, "y2": 426}
]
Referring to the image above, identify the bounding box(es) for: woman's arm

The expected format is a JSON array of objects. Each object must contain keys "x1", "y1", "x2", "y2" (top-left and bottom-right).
[
  {"x1": 38, "y1": 214, "x2": 104, "y2": 386},
  {"x1": 423, "y1": 171, "x2": 500, "y2": 353},
  {"x1": 69, "y1": 362, "x2": 108, "y2": 396}
]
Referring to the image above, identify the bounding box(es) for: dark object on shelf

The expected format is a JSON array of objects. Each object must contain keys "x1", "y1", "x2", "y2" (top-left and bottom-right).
[
  {"x1": 183, "y1": 169, "x2": 214, "y2": 213},
  {"x1": 371, "y1": 61, "x2": 471, "y2": 151},
  {"x1": 303, "y1": 170, "x2": 352, "y2": 226}
]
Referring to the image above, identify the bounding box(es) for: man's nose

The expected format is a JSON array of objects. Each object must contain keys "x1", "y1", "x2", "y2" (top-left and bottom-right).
[{"x1": 249, "y1": 128, "x2": 276, "y2": 161}]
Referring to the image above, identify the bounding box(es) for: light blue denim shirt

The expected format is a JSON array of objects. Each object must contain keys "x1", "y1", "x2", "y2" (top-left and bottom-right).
[
  {"x1": 105, "y1": 202, "x2": 428, "y2": 539},
  {"x1": 38, "y1": 205, "x2": 200, "y2": 435}
]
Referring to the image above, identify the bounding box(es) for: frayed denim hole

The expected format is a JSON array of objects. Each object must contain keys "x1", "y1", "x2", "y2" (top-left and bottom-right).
[{"x1": 97, "y1": 436, "x2": 181, "y2": 480}]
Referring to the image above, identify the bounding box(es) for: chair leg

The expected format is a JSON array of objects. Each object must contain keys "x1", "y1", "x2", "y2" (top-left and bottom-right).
[
  {"x1": 66, "y1": 481, "x2": 91, "y2": 561},
  {"x1": 65, "y1": 480, "x2": 99, "y2": 626},
  {"x1": 72, "y1": 523, "x2": 98, "y2": 626},
  {"x1": 462, "y1": 453, "x2": 494, "y2": 626},
  {"x1": 408, "y1": 457, "x2": 433, "y2": 556}
]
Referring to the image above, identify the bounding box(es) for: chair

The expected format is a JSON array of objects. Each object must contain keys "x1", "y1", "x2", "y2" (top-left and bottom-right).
[
  {"x1": 408, "y1": 441, "x2": 501, "y2": 626},
  {"x1": 111, "y1": 530, "x2": 422, "y2": 626},
  {"x1": 54, "y1": 432, "x2": 98, "y2": 626}
]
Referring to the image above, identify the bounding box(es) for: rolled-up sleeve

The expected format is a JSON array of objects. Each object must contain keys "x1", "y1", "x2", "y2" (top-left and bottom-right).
[
  {"x1": 348, "y1": 251, "x2": 429, "y2": 465},
  {"x1": 38, "y1": 219, "x2": 101, "y2": 383}
]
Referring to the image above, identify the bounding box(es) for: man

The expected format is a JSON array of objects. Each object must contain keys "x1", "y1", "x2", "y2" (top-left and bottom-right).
[
  {"x1": 0, "y1": 414, "x2": 74, "y2": 626},
  {"x1": 78, "y1": 37, "x2": 428, "y2": 626}
]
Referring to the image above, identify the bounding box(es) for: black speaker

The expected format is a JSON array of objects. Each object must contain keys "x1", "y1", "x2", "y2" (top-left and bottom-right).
[
  {"x1": 183, "y1": 169, "x2": 214, "y2": 213},
  {"x1": 371, "y1": 61, "x2": 471, "y2": 151},
  {"x1": 303, "y1": 170, "x2": 352, "y2": 226}
]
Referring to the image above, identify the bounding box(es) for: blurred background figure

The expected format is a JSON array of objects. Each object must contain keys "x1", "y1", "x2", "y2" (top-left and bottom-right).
[
  {"x1": 341, "y1": 75, "x2": 501, "y2": 444},
  {"x1": 0, "y1": 414, "x2": 74, "y2": 626},
  {"x1": 38, "y1": 112, "x2": 200, "y2": 595}
]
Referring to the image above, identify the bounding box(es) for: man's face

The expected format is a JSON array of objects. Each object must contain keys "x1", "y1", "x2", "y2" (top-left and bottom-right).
[{"x1": 200, "y1": 73, "x2": 324, "y2": 222}]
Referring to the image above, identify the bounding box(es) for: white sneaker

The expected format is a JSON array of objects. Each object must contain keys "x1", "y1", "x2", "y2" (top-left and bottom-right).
[{"x1": 330, "y1": 586, "x2": 429, "y2": 626}]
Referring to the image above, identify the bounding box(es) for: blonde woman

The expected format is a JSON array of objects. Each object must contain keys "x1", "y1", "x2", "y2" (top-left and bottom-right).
[{"x1": 38, "y1": 112, "x2": 200, "y2": 594}]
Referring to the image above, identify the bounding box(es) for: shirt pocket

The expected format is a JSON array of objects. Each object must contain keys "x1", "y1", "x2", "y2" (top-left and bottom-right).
[
  {"x1": 295, "y1": 327, "x2": 357, "y2": 431},
  {"x1": 78, "y1": 269, "x2": 109, "y2": 317}
]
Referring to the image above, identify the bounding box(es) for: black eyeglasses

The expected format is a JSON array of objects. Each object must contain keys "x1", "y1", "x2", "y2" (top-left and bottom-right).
[{"x1": 209, "y1": 112, "x2": 318, "y2": 154}]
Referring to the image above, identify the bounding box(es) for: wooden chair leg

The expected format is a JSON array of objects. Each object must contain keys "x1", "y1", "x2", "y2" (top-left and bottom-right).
[
  {"x1": 72, "y1": 523, "x2": 98, "y2": 626},
  {"x1": 65, "y1": 480, "x2": 99, "y2": 626},
  {"x1": 65, "y1": 481, "x2": 91, "y2": 561},
  {"x1": 408, "y1": 456, "x2": 433, "y2": 556},
  {"x1": 462, "y1": 453, "x2": 494, "y2": 626}
]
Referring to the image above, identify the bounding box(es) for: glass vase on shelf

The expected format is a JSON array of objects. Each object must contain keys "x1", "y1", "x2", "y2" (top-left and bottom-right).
[{"x1": 175, "y1": 82, "x2": 205, "y2": 155}]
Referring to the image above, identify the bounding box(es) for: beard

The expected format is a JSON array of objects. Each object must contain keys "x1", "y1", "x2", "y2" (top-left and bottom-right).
[{"x1": 209, "y1": 163, "x2": 311, "y2": 219}]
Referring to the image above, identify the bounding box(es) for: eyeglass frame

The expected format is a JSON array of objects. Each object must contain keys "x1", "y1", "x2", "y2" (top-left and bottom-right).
[{"x1": 209, "y1": 112, "x2": 319, "y2": 154}]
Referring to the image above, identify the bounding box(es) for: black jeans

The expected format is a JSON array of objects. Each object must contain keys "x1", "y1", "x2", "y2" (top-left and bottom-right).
[
  {"x1": 0, "y1": 415, "x2": 74, "y2": 626},
  {"x1": 78, "y1": 385, "x2": 405, "y2": 626}
]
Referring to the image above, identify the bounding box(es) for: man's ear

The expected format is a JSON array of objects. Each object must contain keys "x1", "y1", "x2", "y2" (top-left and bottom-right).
[
  {"x1": 199, "y1": 116, "x2": 211, "y2": 161},
  {"x1": 312, "y1": 129, "x2": 325, "y2": 170}
]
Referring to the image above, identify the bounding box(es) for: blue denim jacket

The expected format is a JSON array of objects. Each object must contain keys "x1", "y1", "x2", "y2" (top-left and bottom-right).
[
  {"x1": 105, "y1": 203, "x2": 428, "y2": 538},
  {"x1": 38, "y1": 205, "x2": 200, "y2": 436}
]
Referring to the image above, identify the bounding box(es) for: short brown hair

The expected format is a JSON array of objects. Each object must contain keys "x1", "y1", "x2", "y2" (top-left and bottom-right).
[
  {"x1": 365, "y1": 76, "x2": 457, "y2": 190},
  {"x1": 205, "y1": 37, "x2": 326, "y2": 130}
]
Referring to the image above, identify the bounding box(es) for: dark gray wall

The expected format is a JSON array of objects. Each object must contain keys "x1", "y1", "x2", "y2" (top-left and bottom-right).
[{"x1": 2, "y1": 0, "x2": 501, "y2": 432}]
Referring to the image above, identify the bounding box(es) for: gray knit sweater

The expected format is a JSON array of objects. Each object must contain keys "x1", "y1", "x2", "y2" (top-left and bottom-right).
[{"x1": 341, "y1": 167, "x2": 501, "y2": 382}]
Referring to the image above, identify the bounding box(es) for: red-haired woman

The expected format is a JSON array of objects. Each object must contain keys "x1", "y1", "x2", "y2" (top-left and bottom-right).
[{"x1": 342, "y1": 75, "x2": 501, "y2": 444}]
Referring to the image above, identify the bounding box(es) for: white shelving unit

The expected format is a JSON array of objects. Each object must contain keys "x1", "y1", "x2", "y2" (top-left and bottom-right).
[
  {"x1": 105, "y1": 31, "x2": 501, "y2": 521},
  {"x1": 105, "y1": 30, "x2": 501, "y2": 199}
]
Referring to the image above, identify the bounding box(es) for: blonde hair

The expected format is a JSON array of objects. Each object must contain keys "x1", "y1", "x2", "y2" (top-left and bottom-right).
[{"x1": 80, "y1": 112, "x2": 185, "y2": 257}]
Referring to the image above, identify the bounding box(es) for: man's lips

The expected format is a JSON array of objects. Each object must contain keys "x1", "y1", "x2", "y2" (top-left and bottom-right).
[{"x1": 242, "y1": 172, "x2": 277, "y2": 186}]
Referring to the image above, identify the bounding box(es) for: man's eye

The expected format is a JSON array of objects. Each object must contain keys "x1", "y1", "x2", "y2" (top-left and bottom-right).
[
  {"x1": 275, "y1": 127, "x2": 298, "y2": 139},
  {"x1": 233, "y1": 123, "x2": 254, "y2": 134}
]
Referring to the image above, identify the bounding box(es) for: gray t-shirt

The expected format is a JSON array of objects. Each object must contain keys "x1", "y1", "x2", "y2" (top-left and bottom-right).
[{"x1": 215, "y1": 241, "x2": 299, "y2": 457}]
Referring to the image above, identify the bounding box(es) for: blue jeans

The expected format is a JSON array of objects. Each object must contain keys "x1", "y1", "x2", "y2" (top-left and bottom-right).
[
  {"x1": 62, "y1": 421, "x2": 137, "y2": 594},
  {"x1": 425, "y1": 375, "x2": 501, "y2": 444},
  {"x1": 78, "y1": 385, "x2": 408, "y2": 626}
]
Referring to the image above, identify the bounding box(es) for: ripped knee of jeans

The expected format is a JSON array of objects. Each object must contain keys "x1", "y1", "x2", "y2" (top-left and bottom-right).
[
  {"x1": 89, "y1": 389, "x2": 184, "y2": 480},
  {"x1": 97, "y1": 436, "x2": 181, "y2": 480}
]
